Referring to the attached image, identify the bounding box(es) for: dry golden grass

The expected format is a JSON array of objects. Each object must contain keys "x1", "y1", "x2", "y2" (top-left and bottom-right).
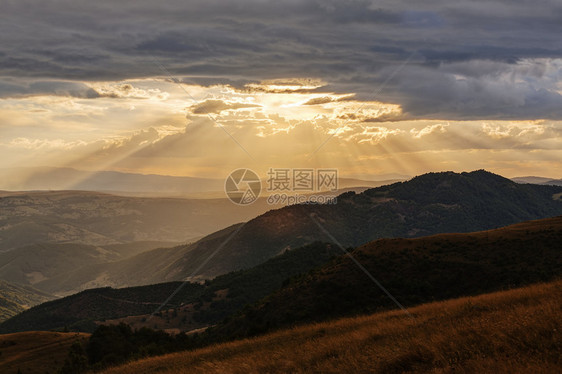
[
  {"x1": 0, "y1": 331, "x2": 89, "y2": 374},
  {"x1": 100, "y1": 279, "x2": 562, "y2": 374}
]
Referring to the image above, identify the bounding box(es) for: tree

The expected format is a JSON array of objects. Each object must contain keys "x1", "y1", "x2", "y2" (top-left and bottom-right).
[{"x1": 59, "y1": 342, "x2": 88, "y2": 374}]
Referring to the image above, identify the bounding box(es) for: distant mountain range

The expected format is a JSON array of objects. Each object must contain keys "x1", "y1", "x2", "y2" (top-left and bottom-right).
[
  {"x1": 0, "y1": 190, "x2": 270, "y2": 251},
  {"x1": 13, "y1": 170, "x2": 562, "y2": 296},
  {"x1": 0, "y1": 169, "x2": 397, "y2": 250},
  {"x1": 512, "y1": 176, "x2": 562, "y2": 186},
  {"x1": 0, "y1": 167, "x2": 224, "y2": 196},
  {"x1": 0, "y1": 167, "x2": 401, "y2": 197}
]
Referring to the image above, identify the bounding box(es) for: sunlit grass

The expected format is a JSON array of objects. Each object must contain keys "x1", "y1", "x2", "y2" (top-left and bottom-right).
[{"x1": 101, "y1": 279, "x2": 562, "y2": 374}]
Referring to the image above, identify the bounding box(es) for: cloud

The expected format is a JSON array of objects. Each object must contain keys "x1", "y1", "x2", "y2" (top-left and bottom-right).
[
  {"x1": 382, "y1": 59, "x2": 562, "y2": 120},
  {"x1": 189, "y1": 99, "x2": 261, "y2": 114},
  {"x1": 0, "y1": 80, "x2": 99, "y2": 99},
  {"x1": 303, "y1": 96, "x2": 334, "y2": 105},
  {"x1": 244, "y1": 79, "x2": 326, "y2": 94},
  {"x1": 6, "y1": 137, "x2": 88, "y2": 150},
  {"x1": 91, "y1": 83, "x2": 169, "y2": 100},
  {"x1": 1, "y1": 0, "x2": 562, "y2": 121},
  {"x1": 0, "y1": 79, "x2": 171, "y2": 101},
  {"x1": 410, "y1": 123, "x2": 449, "y2": 138}
]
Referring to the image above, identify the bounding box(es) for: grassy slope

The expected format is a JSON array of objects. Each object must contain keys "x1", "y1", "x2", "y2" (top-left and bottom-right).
[
  {"x1": 0, "y1": 280, "x2": 53, "y2": 323},
  {"x1": 211, "y1": 216, "x2": 562, "y2": 339},
  {"x1": 0, "y1": 331, "x2": 89, "y2": 374},
  {"x1": 101, "y1": 279, "x2": 562, "y2": 374}
]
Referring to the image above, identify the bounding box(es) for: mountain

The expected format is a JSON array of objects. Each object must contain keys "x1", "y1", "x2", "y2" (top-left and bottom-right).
[
  {"x1": 334, "y1": 177, "x2": 405, "y2": 189},
  {"x1": 93, "y1": 279, "x2": 562, "y2": 374},
  {"x1": 512, "y1": 176, "x2": 562, "y2": 186},
  {"x1": 29, "y1": 225, "x2": 246, "y2": 295},
  {"x1": 30, "y1": 170, "x2": 562, "y2": 294},
  {"x1": 5, "y1": 215, "x2": 562, "y2": 337},
  {"x1": 0, "y1": 167, "x2": 224, "y2": 196},
  {"x1": 543, "y1": 179, "x2": 562, "y2": 186},
  {"x1": 0, "y1": 167, "x2": 402, "y2": 198},
  {"x1": 0, "y1": 181, "x2": 387, "y2": 253},
  {"x1": 0, "y1": 242, "x2": 177, "y2": 291},
  {"x1": 165, "y1": 170, "x2": 562, "y2": 280},
  {"x1": 0, "y1": 280, "x2": 54, "y2": 322},
  {"x1": 0, "y1": 190, "x2": 272, "y2": 251},
  {"x1": 511, "y1": 176, "x2": 556, "y2": 184},
  {"x1": 209, "y1": 216, "x2": 562, "y2": 340},
  {"x1": 0, "y1": 243, "x2": 339, "y2": 333}
]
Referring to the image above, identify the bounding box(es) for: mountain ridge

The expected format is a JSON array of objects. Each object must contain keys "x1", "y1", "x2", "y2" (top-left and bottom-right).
[
  {"x1": 4, "y1": 170, "x2": 562, "y2": 296},
  {"x1": 22, "y1": 170, "x2": 562, "y2": 295}
]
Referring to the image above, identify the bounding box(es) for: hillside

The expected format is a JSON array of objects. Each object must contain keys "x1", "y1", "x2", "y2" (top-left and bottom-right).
[
  {"x1": 0, "y1": 331, "x2": 89, "y2": 374},
  {"x1": 0, "y1": 190, "x2": 270, "y2": 251},
  {"x1": 0, "y1": 282, "x2": 204, "y2": 334},
  {"x1": 100, "y1": 280, "x2": 562, "y2": 374},
  {"x1": 101, "y1": 242, "x2": 340, "y2": 333},
  {"x1": 0, "y1": 280, "x2": 53, "y2": 322},
  {"x1": 30, "y1": 225, "x2": 245, "y2": 295},
  {"x1": 0, "y1": 242, "x2": 176, "y2": 292},
  {"x1": 28, "y1": 170, "x2": 562, "y2": 293},
  {"x1": 209, "y1": 216, "x2": 562, "y2": 340},
  {"x1": 151, "y1": 170, "x2": 562, "y2": 281},
  {"x1": 5, "y1": 216, "x2": 562, "y2": 338},
  {"x1": 0, "y1": 243, "x2": 339, "y2": 333}
]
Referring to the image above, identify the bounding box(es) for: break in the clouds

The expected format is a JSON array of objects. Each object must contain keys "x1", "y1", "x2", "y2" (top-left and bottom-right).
[
  {"x1": 1, "y1": 0, "x2": 562, "y2": 120},
  {"x1": 1, "y1": 0, "x2": 562, "y2": 181}
]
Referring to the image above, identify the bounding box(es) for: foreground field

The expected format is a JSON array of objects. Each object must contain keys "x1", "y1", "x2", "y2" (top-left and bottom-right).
[
  {"x1": 0, "y1": 331, "x2": 89, "y2": 374},
  {"x1": 102, "y1": 280, "x2": 561, "y2": 374}
]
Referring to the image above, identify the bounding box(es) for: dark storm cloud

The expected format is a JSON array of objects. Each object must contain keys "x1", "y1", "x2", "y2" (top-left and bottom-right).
[
  {"x1": 1, "y1": 0, "x2": 561, "y2": 119},
  {"x1": 0, "y1": 80, "x2": 100, "y2": 98},
  {"x1": 178, "y1": 76, "x2": 252, "y2": 89}
]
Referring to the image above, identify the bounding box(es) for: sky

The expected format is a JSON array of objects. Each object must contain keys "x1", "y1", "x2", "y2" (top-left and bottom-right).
[{"x1": 1, "y1": 0, "x2": 562, "y2": 183}]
